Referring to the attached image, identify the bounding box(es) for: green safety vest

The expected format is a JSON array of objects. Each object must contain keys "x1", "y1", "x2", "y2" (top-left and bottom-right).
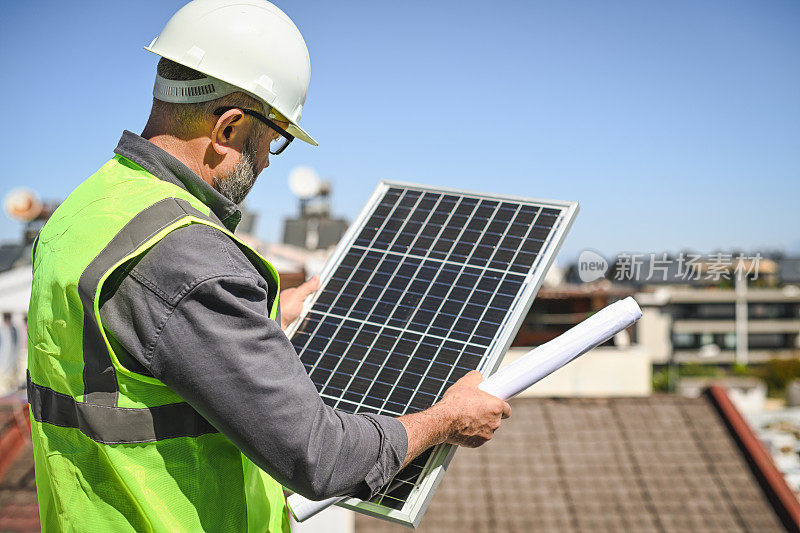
[{"x1": 27, "y1": 154, "x2": 289, "y2": 532}]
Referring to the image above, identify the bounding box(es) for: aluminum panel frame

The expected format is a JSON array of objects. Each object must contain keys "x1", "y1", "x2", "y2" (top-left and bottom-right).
[{"x1": 286, "y1": 180, "x2": 578, "y2": 528}]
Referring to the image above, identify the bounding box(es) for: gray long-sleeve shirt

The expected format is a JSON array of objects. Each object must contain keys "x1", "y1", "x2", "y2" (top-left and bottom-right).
[{"x1": 99, "y1": 131, "x2": 407, "y2": 500}]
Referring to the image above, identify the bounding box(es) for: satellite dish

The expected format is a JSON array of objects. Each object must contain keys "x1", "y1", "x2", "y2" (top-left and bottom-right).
[
  {"x1": 4, "y1": 188, "x2": 43, "y2": 222},
  {"x1": 699, "y1": 344, "x2": 721, "y2": 358},
  {"x1": 288, "y1": 166, "x2": 322, "y2": 199}
]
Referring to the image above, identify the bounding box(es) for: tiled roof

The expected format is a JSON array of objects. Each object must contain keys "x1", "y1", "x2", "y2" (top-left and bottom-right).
[
  {"x1": 0, "y1": 440, "x2": 37, "y2": 533},
  {"x1": 356, "y1": 395, "x2": 789, "y2": 532},
  {"x1": 0, "y1": 404, "x2": 38, "y2": 533}
]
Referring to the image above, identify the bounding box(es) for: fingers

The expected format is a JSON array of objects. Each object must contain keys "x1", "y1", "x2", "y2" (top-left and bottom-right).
[
  {"x1": 460, "y1": 370, "x2": 484, "y2": 386},
  {"x1": 463, "y1": 436, "x2": 489, "y2": 448},
  {"x1": 462, "y1": 427, "x2": 498, "y2": 448},
  {"x1": 441, "y1": 370, "x2": 510, "y2": 449},
  {"x1": 299, "y1": 275, "x2": 320, "y2": 296}
]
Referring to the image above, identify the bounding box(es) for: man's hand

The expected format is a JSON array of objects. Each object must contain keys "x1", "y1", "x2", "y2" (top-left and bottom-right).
[
  {"x1": 436, "y1": 371, "x2": 511, "y2": 448},
  {"x1": 397, "y1": 371, "x2": 510, "y2": 467},
  {"x1": 279, "y1": 276, "x2": 319, "y2": 330}
]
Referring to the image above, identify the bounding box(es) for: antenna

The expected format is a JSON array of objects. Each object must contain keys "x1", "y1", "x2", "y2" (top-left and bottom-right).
[{"x1": 283, "y1": 166, "x2": 346, "y2": 249}]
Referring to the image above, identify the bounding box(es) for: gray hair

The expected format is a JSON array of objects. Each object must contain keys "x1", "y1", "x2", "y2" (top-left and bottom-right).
[{"x1": 150, "y1": 58, "x2": 267, "y2": 138}]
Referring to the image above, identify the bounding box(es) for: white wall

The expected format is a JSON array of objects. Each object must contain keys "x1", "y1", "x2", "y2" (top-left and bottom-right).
[
  {"x1": 291, "y1": 505, "x2": 353, "y2": 533},
  {"x1": 636, "y1": 306, "x2": 672, "y2": 364},
  {"x1": 497, "y1": 345, "x2": 652, "y2": 397}
]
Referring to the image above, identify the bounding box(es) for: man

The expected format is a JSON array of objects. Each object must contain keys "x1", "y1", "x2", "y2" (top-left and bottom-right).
[{"x1": 27, "y1": 1, "x2": 510, "y2": 531}]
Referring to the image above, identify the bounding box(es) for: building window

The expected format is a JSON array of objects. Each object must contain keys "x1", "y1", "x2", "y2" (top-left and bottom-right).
[
  {"x1": 748, "y1": 333, "x2": 789, "y2": 349},
  {"x1": 695, "y1": 304, "x2": 735, "y2": 319},
  {"x1": 700, "y1": 333, "x2": 715, "y2": 346},
  {"x1": 675, "y1": 303, "x2": 736, "y2": 320},
  {"x1": 749, "y1": 303, "x2": 790, "y2": 319},
  {"x1": 672, "y1": 333, "x2": 696, "y2": 348},
  {"x1": 722, "y1": 333, "x2": 737, "y2": 350}
]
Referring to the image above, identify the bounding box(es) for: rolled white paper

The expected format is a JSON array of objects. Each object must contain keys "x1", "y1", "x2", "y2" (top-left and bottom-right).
[
  {"x1": 288, "y1": 296, "x2": 643, "y2": 522},
  {"x1": 288, "y1": 494, "x2": 344, "y2": 524},
  {"x1": 478, "y1": 296, "x2": 642, "y2": 400}
]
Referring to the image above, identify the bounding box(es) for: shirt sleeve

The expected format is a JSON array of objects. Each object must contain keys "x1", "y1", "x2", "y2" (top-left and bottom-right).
[{"x1": 98, "y1": 224, "x2": 408, "y2": 500}]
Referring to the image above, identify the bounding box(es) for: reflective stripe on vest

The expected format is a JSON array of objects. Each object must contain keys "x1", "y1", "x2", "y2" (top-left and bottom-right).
[{"x1": 28, "y1": 372, "x2": 217, "y2": 444}]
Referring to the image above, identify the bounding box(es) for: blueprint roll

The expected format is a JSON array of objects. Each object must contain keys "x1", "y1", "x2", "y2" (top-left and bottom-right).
[
  {"x1": 478, "y1": 296, "x2": 642, "y2": 400},
  {"x1": 288, "y1": 495, "x2": 344, "y2": 524},
  {"x1": 288, "y1": 297, "x2": 643, "y2": 522}
]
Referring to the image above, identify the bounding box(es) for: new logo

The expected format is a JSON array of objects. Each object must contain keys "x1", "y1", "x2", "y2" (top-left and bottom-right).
[{"x1": 578, "y1": 250, "x2": 608, "y2": 283}]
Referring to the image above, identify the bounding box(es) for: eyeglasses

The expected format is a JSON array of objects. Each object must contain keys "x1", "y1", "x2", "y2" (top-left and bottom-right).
[{"x1": 213, "y1": 106, "x2": 294, "y2": 155}]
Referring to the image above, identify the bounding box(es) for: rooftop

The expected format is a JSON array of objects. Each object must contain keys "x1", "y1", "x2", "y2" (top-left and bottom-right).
[
  {"x1": 356, "y1": 392, "x2": 795, "y2": 532},
  {"x1": 0, "y1": 403, "x2": 36, "y2": 533}
]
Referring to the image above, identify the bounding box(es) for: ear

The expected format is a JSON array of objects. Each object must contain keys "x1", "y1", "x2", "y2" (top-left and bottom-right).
[{"x1": 210, "y1": 108, "x2": 248, "y2": 157}]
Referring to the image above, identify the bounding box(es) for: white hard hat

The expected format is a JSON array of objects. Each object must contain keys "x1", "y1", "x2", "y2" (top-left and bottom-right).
[{"x1": 145, "y1": 0, "x2": 317, "y2": 146}]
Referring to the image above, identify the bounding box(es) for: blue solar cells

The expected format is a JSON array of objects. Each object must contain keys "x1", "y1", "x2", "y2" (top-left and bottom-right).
[{"x1": 289, "y1": 184, "x2": 567, "y2": 510}]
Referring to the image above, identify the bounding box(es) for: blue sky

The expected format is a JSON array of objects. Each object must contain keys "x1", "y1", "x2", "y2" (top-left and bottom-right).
[{"x1": 1, "y1": 0, "x2": 798, "y2": 262}]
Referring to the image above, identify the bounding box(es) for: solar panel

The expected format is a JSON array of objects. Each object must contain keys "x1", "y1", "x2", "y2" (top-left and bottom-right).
[{"x1": 287, "y1": 181, "x2": 578, "y2": 527}]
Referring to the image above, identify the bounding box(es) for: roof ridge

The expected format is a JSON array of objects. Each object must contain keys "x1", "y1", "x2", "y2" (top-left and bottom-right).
[{"x1": 706, "y1": 385, "x2": 800, "y2": 532}]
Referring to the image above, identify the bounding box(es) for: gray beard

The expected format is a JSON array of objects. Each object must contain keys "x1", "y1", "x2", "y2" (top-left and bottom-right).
[{"x1": 213, "y1": 136, "x2": 260, "y2": 205}]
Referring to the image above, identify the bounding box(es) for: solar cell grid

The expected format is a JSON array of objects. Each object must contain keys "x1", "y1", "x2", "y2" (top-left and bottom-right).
[{"x1": 288, "y1": 182, "x2": 577, "y2": 524}]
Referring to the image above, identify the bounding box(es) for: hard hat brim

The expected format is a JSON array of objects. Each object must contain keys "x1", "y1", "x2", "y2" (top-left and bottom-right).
[{"x1": 285, "y1": 122, "x2": 318, "y2": 147}]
